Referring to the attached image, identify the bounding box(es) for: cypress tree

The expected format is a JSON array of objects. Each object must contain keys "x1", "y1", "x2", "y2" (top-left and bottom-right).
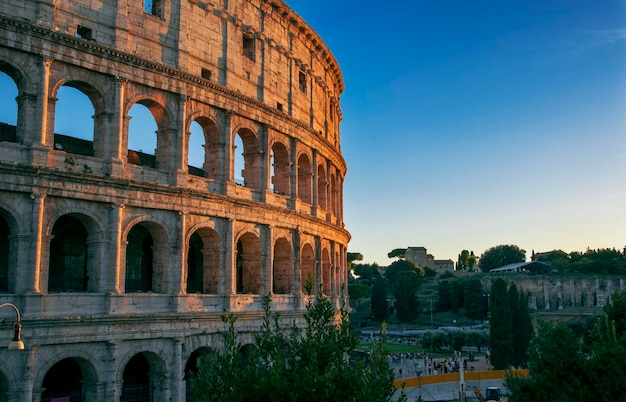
[{"x1": 490, "y1": 278, "x2": 514, "y2": 369}]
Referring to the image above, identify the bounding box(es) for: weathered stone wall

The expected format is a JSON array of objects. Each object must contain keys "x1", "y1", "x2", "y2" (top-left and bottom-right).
[
  {"x1": 485, "y1": 275, "x2": 626, "y2": 310},
  {"x1": 0, "y1": 0, "x2": 348, "y2": 400}
]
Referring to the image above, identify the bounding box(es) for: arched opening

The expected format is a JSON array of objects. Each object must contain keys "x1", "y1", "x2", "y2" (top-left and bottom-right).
[
  {"x1": 0, "y1": 214, "x2": 9, "y2": 292},
  {"x1": 125, "y1": 224, "x2": 154, "y2": 292},
  {"x1": 297, "y1": 154, "x2": 312, "y2": 204},
  {"x1": 272, "y1": 238, "x2": 292, "y2": 294},
  {"x1": 41, "y1": 358, "x2": 87, "y2": 401},
  {"x1": 186, "y1": 232, "x2": 203, "y2": 293},
  {"x1": 187, "y1": 228, "x2": 221, "y2": 294},
  {"x1": 233, "y1": 129, "x2": 261, "y2": 190},
  {"x1": 317, "y1": 164, "x2": 327, "y2": 210},
  {"x1": 0, "y1": 70, "x2": 18, "y2": 142},
  {"x1": 128, "y1": 102, "x2": 159, "y2": 168},
  {"x1": 0, "y1": 370, "x2": 9, "y2": 402},
  {"x1": 49, "y1": 215, "x2": 89, "y2": 292},
  {"x1": 120, "y1": 354, "x2": 150, "y2": 402},
  {"x1": 188, "y1": 117, "x2": 221, "y2": 179},
  {"x1": 239, "y1": 344, "x2": 255, "y2": 364},
  {"x1": 53, "y1": 85, "x2": 95, "y2": 157},
  {"x1": 300, "y1": 243, "x2": 315, "y2": 295},
  {"x1": 235, "y1": 233, "x2": 262, "y2": 294},
  {"x1": 184, "y1": 347, "x2": 212, "y2": 402},
  {"x1": 270, "y1": 142, "x2": 289, "y2": 195},
  {"x1": 321, "y1": 248, "x2": 331, "y2": 296},
  {"x1": 187, "y1": 120, "x2": 204, "y2": 176}
]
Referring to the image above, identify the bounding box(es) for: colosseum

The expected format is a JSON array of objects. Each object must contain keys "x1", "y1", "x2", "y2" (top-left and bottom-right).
[{"x1": 0, "y1": 0, "x2": 349, "y2": 399}]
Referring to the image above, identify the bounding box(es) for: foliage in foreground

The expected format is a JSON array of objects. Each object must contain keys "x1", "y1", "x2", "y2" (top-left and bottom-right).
[
  {"x1": 505, "y1": 290, "x2": 626, "y2": 401},
  {"x1": 191, "y1": 294, "x2": 404, "y2": 402}
]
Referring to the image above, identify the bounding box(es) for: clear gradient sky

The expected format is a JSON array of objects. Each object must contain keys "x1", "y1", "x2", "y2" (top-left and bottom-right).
[
  {"x1": 0, "y1": 1, "x2": 624, "y2": 267},
  {"x1": 288, "y1": 1, "x2": 626, "y2": 265}
]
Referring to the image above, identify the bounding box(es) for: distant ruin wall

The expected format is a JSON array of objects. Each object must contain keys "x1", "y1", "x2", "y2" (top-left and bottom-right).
[{"x1": 484, "y1": 276, "x2": 625, "y2": 311}]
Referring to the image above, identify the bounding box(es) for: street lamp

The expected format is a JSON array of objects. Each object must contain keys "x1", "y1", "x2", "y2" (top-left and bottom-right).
[{"x1": 0, "y1": 303, "x2": 24, "y2": 350}]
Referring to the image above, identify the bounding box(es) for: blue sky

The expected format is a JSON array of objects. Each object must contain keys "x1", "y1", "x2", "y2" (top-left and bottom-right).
[
  {"x1": 288, "y1": 0, "x2": 626, "y2": 264},
  {"x1": 1, "y1": 1, "x2": 624, "y2": 266}
]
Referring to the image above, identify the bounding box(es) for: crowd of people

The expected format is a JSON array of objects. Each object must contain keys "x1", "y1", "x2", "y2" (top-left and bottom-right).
[{"x1": 374, "y1": 336, "x2": 488, "y2": 379}]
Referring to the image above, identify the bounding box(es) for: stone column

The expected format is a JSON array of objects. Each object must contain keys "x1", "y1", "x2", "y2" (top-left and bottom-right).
[
  {"x1": 19, "y1": 194, "x2": 46, "y2": 295},
  {"x1": 262, "y1": 224, "x2": 273, "y2": 295},
  {"x1": 173, "y1": 95, "x2": 189, "y2": 186},
  {"x1": 30, "y1": 57, "x2": 53, "y2": 166},
  {"x1": 108, "y1": 77, "x2": 126, "y2": 177},
  {"x1": 102, "y1": 341, "x2": 119, "y2": 401},
  {"x1": 106, "y1": 204, "x2": 124, "y2": 295},
  {"x1": 170, "y1": 338, "x2": 184, "y2": 402},
  {"x1": 171, "y1": 212, "x2": 186, "y2": 297},
  {"x1": 292, "y1": 229, "x2": 301, "y2": 307},
  {"x1": 311, "y1": 149, "x2": 318, "y2": 216},
  {"x1": 543, "y1": 282, "x2": 550, "y2": 310},
  {"x1": 223, "y1": 219, "x2": 234, "y2": 299}
]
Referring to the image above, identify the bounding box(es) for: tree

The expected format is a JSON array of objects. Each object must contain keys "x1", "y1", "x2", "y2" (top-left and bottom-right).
[
  {"x1": 387, "y1": 248, "x2": 406, "y2": 260},
  {"x1": 479, "y1": 244, "x2": 526, "y2": 272},
  {"x1": 352, "y1": 263, "x2": 381, "y2": 284},
  {"x1": 463, "y1": 278, "x2": 486, "y2": 320},
  {"x1": 386, "y1": 260, "x2": 422, "y2": 322},
  {"x1": 505, "y1": 320, "x2": 589, "y2": 402},
  {"x1": 466, "y1": 251, "x2": 477, "y2": 270},
  {"x1": 459, "y1": 250, "x2": 470, "y2": 270},
  {"x1": 370, "y1": 276, "x2": 389, "y2": 322},
  {"x1": 347, "y1": 252, "x2": 363, "y2": 267},
  {"x1": 348, "y1": 283, "x2": 371, "y2": 326},
  {"x1": 489, "y1": 278, "x2": 514, "y2": 369},
  {"x1": 512, "y1": 288, "x2": 533, "y2": 368},
  {"x1": 437, "y1": 280, "x2": 452, "y2": 311},
  {"x1": 192, "y1": 295, "x2": 403, "y2": 402},
  {"x1": 391, "y1": 271, "x2": 421, "y2": 322}
]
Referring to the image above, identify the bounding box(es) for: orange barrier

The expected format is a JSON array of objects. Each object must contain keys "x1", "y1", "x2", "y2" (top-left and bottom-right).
[{"x1": 394, "y1": 369, "x2": 529, "y2": 390}]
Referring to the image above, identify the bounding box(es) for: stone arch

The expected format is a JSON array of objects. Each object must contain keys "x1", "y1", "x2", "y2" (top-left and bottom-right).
[
  {"x1": 273, "y1": 237, "x2": 292, "y2": 294},
  {"x1": 183, "y1": 346, "x2": 213, "y2": 401},
  {"x1": 270, "y1": 141, "x2": 290, "y2": 196},
  {"x1": 120, "y1": 351, "x2": 168, "y2": 402},
  {"x1": 300, "y1": 242, "x2": 315, "y2": 295},
  {"x1": 0, "y1": 60, "x2": 28, "y2": 143},
  {"x1": 317, "y1": 162, "x2": 328, "y2": 210},
  {"x1": 235, "y1": 232, "x2": 262, "y2": 294},
  {"x1": 0, "y1": 359, "x2": 17, "y2": 401},
  {"x1": 124, "y1": 220, "x2": 169, "y2": 293},
  {"x1": 48, "y1": 214, "x2": 91, "y2": 293},
  {"x1": 232, "y1": 127, "x2": 261, "y2": 190},
  {"x1": 49, "y1": 79, "x2": 107, "y2": 158},
  {"x1": 0, "y1": 205, "x2": 21, "y2": 293},
  {"x1": 321, "y1": 247, "x2": 331, "y2": 296},
  {"x1": 186, "y1": 227, "x2": 221, "y2": 294},
  {"x1": 187, "y1": 115, "x2": 221, "y2": 180},
  {"x1": 125, "y1": 96, "x2": 173, "y2": 171},
  {"x1": 39, "y1": 356, "x2": 99, "y2": 402},
  {"x1": 297, "y1": 153, "x2": 312, "y2": 204}
]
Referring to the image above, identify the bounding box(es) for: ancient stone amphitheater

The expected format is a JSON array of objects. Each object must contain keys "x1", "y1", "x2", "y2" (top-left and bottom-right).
[{"x1": 0, "y1": 0, "x2": 349, "y2": 399}]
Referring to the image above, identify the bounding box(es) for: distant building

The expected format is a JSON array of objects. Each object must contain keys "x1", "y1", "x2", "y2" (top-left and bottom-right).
[
  {"x1": 405, "y1": 247, "x2": 454, "y2": 275},
  {"x1": 489, "y1": 261, "x2": 551, "y2": 275}
]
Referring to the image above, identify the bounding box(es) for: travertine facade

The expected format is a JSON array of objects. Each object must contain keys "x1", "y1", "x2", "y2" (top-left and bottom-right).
[{"x1": 0, "y1": 0, "x2": 349, "y2": 400}]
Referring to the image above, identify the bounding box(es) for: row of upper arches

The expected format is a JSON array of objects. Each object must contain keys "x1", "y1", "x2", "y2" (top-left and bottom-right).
[
  {"x1": 0, "y1": 56, "x2": 344, "y2": 220},
  {"x1": 0, "y1": 206, "x2": 342, "y2": 297}
]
